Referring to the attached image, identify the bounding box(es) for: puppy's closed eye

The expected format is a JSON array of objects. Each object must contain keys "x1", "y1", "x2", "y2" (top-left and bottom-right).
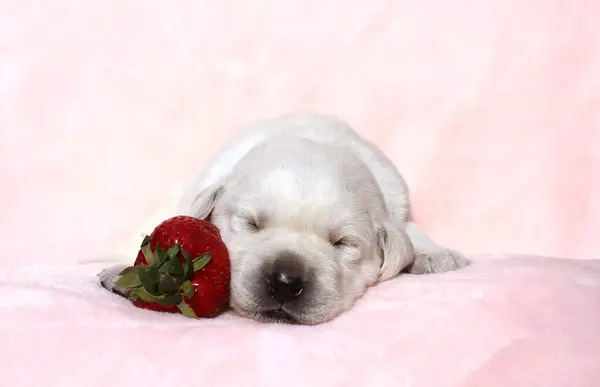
[
  {"x1": 330, "y1": 236, "x2": 357, "y2": 250},
  {"x1": 245, "y1": 218, "x2": 261, "y2": 232},
  {"x1": 240, "y1": 213, "x2": 266, "y2": 232}
]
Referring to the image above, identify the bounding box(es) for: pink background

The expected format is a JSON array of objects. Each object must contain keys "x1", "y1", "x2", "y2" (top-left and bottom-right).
[{"x1": 2, "y1": 0, "x2": 600, "y2": 267}]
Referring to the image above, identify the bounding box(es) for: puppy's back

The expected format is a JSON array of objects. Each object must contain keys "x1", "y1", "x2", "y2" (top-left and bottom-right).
[{"x1": 180, "y1": 113, "x2": 410, "y2": 222}]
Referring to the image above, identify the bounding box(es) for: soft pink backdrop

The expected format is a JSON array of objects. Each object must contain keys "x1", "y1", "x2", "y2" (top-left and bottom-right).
[{"x1": 1, "y1": 0, "x2": 599, "y2": 266}]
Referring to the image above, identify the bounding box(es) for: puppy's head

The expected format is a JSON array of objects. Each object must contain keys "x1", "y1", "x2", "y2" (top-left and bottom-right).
[{"x1": 188, "y1": 139, "x2": 413, "y2": 325}]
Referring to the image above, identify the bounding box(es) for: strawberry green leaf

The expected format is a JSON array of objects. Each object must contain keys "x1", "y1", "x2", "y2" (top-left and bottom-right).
[
  {"x1": 141, "y1": 243, "x2": 156, "y2": 266},
  {"x1": 158, "y1": 274, "x2": 178, "y2": 295},
  {"x1": 192, "y1": 253, "x2": 212, "y2": 272},
  {"x1": 118, "y1": 266, "x2": 140, "y2": 276},
  {"x1": 146, "y1": 266, "x2": 160, "y2": 283},
  {"x1": 182, "y1": 248, "x2": 194, "y2": 280},
  {"x1": 166, "y1": 244, "x2": 180, "y2": 259},
  {"x1": 139, "y1": 267, "x2": 160, "y2": 295},
  {"x1": 176, "y1": 301, "x2": 198, "y2": 318},
  {"x1": 154, "y1": 293, "x2": 183, "y2": 307},
  {"x1": 158, "y1": 259, "x2": 183, "y2": 278},
  {"x1": 155, "y1": 246, "x2": 168, "y2": 264},
  {"x1": 130, "y1": 287, "x2": 157, "y2": 303},
  {"x1": 158, "y1": 259, "x2": 173, "y2": 273},
  {"x1": 127, "y1": 289, "x2": 139, "y2": 301},
  {"x1": 168, "y1": 259, "x2": 184, "y2": 277},
  {"x1": 140, "y1": 235, "x2": 151, "y2": 248},
  {"x1": 180, "y1": 280, "x2": 194, "y2": 298},
  {"x1": 115, "y1": 270, "x2": 142, "y2": 289}
]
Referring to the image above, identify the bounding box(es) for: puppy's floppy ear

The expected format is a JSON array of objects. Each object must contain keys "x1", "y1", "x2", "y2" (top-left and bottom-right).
[
  {"x1": 187, "y1": 182, "x2": 224, "y2": 220},
  {"x1": 376, "y1": 218, "x2": 415, "y2": 282}
]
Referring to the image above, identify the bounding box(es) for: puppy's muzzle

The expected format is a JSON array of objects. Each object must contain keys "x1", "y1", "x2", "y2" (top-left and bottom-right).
[{"x1": 267, "y1": 252, "x2": 305, "y2": 304}]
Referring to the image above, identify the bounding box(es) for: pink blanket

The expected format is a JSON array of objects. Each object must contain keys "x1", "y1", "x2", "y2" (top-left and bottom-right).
[
  {"x1": 2, "y1": 255, "x2": 599, "y2": 386},
  {"x1": 2, "y1": 0, "x2": 600, "y2": 386}
]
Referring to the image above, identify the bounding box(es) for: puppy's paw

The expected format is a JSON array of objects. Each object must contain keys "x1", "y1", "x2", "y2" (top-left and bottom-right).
[
  {"x1": 97, "y1": 264, "x2": 130, "y2": 298},
  {"x1": 407, "y1": 249, "x2": 470, "y2": 275}
]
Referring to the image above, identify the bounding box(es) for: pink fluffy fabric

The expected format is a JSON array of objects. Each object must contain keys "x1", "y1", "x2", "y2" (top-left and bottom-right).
[{"x1": 1, "y1": 255, "x2": 599, "y2": 386}]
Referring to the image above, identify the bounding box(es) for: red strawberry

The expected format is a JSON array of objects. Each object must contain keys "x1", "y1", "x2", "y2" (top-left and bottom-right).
[{"x1": 116, "y1": 216, "x2": 231, "y2": 318}]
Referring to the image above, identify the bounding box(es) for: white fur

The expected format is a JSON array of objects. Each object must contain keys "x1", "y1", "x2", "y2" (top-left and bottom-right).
[{"x1": 99, "y1": 113, "x2": 469, "y2": 325}]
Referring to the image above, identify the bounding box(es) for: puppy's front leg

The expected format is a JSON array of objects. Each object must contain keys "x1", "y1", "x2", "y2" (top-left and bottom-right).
[
  {"x1": 403, "y1": 221, "x2": 470, "y2": 274},
  {"x1": 98, "y1": 265, "x2": 131, "y2": 298}
]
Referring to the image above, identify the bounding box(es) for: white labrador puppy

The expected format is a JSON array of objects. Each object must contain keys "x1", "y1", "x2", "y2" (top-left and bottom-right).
[{"x1": 100, "y1": 113, "x2": 469, "y2": 325}]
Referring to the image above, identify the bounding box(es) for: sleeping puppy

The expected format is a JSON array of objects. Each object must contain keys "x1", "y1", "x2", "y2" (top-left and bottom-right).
[{"x1": 99, "y1": 113, "x2": 469, "y2": 325}]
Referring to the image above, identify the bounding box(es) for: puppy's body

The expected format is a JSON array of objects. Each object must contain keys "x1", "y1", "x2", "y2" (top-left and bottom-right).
[{"x1": 100, "y1": 113, "x2": 468, "y2": 325}]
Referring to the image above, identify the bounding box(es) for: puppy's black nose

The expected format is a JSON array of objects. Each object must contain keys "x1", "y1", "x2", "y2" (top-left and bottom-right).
[{"x1": 268, "y1": 253, "x2": 305, "y2": 304}]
